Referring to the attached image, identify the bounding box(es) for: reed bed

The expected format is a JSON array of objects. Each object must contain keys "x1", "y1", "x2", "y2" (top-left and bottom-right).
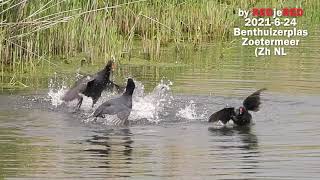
[{"x1": 0, "y1": 0, "x2": 318, "y2": 82}]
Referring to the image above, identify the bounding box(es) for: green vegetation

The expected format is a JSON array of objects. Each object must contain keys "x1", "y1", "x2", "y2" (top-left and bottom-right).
[{"x1": 0, "y1": 0, "x2": 319, "y2": 89}]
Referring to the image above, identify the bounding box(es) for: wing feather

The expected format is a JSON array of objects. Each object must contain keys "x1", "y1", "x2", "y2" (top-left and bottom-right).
[
  {"x1": 243, "y1": 88, "x2": 267, "y2": 112},
  {"x1": 208, "y1": 107, "x2": 235, "y2": 124}
]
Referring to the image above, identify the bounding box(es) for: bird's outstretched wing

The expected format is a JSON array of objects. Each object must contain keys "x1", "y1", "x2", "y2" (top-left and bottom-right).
[
  {"x1": 62, "y1": 76, "x2": 93, "y2": 101},
  {"x1": 73, "y1": 75, "x2": 94, "y2": 92},
  {"x1": 208, "y1": 107, "x2": 235, "y2": 124},
  {"x1": 243, "y1": 88, "x2": 267, "y2": 112}
]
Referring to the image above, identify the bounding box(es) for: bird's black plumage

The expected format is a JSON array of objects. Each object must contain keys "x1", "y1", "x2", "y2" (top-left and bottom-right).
[
  {"x1": 208, "y1": 88, "x2": 266, "y2": 126},
  {"x1": 62, "y1": 60, "x2": 120, "y2": 108},
  {"x1": 208, "y1": 107, "x2": 235, "y2": 124},
  {"x1": 243, "y1": 88, "x2": 266, "y2": 112},
  {"x1": 93, "y1": 78, "x2": 135, "y2": 126}
]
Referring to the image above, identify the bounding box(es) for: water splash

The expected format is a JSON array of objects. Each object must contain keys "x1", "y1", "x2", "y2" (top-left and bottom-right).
[
  {"x1": 47, "y1": 86, "x2": 67, "y2": 107},
  {"x1": 130, "y1": 79, "x2": 173, "y2": 123},
  {"x1": 82, "y1": 79, "x2": 173, "y2": 125},
  {"x1": 47, "y1": 73, "x2": 68, "y2": 107},
  {"x1": 176, "y1": 100, "x2": 206, "y2": 120},
  {"x1": 47, "y1": 72, "x2": 101, "y2": 110},
  {"x1": 47, "y1": 75, "x2": 174, "y2": 124},
  {"x1": 211, "y1": 120, "x2": 235, "y2": 129}
]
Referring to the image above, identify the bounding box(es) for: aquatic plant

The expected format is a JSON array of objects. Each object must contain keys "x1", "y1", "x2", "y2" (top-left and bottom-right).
[{"x1": 0, "y1": 0, "x2": 318, "y2": 89}]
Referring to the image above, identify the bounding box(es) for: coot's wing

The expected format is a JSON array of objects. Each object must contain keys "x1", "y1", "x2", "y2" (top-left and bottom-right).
[
  {"x1": 62, "y1": 76, "x2": 93, "y2": 101},
  {"x1": 208, "y1": 107, "x2": 235, "y2": 124},
  {"x1": 117, "y1": 107, "x2": 131, "y2": 120},
  {"x1": 85, "y1": 79, "x2": 95, "y2": 91},
  {"x1": 243, "y1": 88, "x2": 267, "y2": 112},
  {"x1": 93, "y1": 97, "x2": 127, "y2": 117},
  {"x1": 83, "y1": 72, "x2": 103, "y2": 95},
  {"x1": 81, "y1": 77, "x2": 96, "y2": 93},
  {"x1": 74, "y1": 75, "x2": 93, "y2": 86},
  {"x1": 93, "y1": 101, "x2": 112, "y2": 117},
  {"x1": 115, "y1": 107, "x2": 131, "y2": 126}
]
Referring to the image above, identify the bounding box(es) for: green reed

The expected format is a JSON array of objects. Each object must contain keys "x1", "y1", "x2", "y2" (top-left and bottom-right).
[{"x1": 0, "y1": 0, "x2": 318, "y2": 86}]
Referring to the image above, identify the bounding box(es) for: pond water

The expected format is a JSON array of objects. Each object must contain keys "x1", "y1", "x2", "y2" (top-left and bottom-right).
[{"x1": 0, "y1": 28, "x2": 320, "y2": 179}]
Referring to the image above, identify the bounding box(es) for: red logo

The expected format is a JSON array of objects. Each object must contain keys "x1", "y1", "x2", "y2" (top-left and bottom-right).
[
  {"x1": 282, "y1": 8, "x2": 304, "y2": 16},
  {"x1": 252, "y1": 8, "x2": 273, "y2": 16}
]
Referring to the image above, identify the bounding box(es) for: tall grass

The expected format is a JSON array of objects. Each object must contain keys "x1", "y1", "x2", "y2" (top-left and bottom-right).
[{"x1": 0, "y1": 0, "x2": 319, "y2": 78}]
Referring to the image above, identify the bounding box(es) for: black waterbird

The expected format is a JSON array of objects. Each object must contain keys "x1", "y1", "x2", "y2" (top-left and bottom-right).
[
  {"x1": 62, "y1": 60, "x2": 121, "y2": 109},
  {"x1": 208, "y1": 88, "x2": 267, "y2": 126},
  {"x1": 93, "y1": 78, "x2": 135, "y2": 126}
]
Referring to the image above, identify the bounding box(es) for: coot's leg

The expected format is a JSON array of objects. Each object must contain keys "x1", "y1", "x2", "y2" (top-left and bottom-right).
[
  {"x1": 123, "y1": 119, "x2": 129, "y2": 126},
  {"x1": 77, "y1": 96, "x2": 83, "y2": 109}
]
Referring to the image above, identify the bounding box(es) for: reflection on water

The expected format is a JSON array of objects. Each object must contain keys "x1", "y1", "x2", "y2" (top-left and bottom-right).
[
  {"x1": 208, "y1": 126, "x2": 260, "y2": 179},
  {"x1": 0, "y1": 28, "x2": 320, "y2": 179},
  {"x1": 85, "y1": 128, "x2": 133, "y2": 169},
  {"x1": 208, "y1": 126, "x2": 259, "y2": 151}
]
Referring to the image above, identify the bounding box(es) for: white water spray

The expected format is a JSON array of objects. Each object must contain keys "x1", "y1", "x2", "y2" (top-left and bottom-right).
[
  {"x1": 47, "y1": 76, "x2": 174, "y2": 123},
  {"x1": 176, "y1": 100, "x2": 206, "y2": 120},
  {"x1": 130, "y1": 80, "x2": 173, "y2": 123}
]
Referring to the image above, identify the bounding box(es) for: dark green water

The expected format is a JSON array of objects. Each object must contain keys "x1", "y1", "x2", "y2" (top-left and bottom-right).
[{"x1": 0, "y1": 28, "x2": 319, "y2": 179}]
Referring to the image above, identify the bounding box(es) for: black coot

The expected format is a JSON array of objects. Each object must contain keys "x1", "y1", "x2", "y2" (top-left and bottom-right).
[
  {"x1": 62, "y1": 60, "x2": 120, "y2": 108},
  {"x1": 93, "y1": 78, "x2": 135, "y2": 126},
  {"x1": 208, "y1": 88, "x2": 266, "y2": 126}
]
